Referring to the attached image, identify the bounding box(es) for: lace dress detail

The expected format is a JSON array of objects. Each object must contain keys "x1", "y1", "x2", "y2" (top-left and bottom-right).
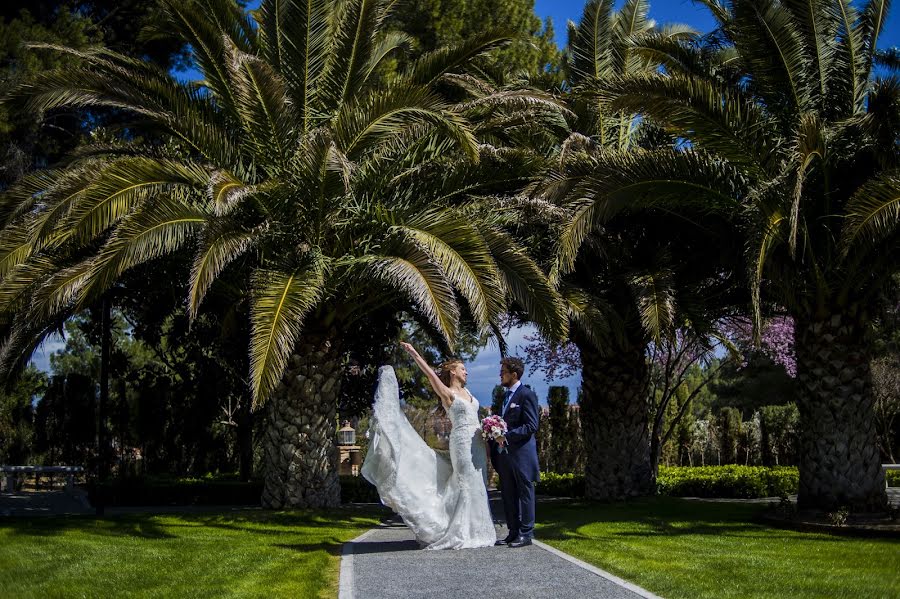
[{"x1": 361, "y1": 366, "x2": 495, "y2": 550}]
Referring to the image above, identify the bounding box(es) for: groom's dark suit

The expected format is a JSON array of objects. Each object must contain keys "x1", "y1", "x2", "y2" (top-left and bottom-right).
[{"x1": 490, "y1": 381, "x2": 540, "y2": 541}]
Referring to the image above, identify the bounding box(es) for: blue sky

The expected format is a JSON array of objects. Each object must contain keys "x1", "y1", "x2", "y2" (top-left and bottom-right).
[
  {"x1": 27, "y1": 0, "x2": 900, "y2": 406},
  {"x1": 536, "y1": 0, "x2": 899, "y2": 50}
]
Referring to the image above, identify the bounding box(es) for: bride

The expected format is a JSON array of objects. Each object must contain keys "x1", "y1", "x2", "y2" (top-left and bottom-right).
[{"x1": 361, "y1": 342, "x2": 496, "y2": 550}]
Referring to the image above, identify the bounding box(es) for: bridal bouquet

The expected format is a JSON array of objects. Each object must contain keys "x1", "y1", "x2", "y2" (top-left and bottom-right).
[{"x1": 481, "y1": 415, "x2": 508, "y2": 453}]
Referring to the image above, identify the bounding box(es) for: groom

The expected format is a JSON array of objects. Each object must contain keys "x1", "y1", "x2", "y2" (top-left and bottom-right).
[{"x1": 490, "y1": 357, "x2": 540, "y2": 548}]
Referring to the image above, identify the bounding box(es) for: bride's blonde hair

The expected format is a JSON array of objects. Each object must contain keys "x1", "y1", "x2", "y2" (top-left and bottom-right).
[
  {"x1": 438, "y1": 359, "x2": 464, "y2": 387},
  {"x1": 434, "y1": 359, "x2": 463, "y2": 416}
]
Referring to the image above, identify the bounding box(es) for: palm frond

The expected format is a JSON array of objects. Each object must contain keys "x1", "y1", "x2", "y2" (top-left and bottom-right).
[
  {"x1": 833, "y1": 0, "x2": 866, "y2": 111},
  {"x1": 629, "y1": 266, "x2": 676, "y2": 344},
  {"x1": 788, "y1": 112, "x2": 826, "y2": 256},
  {"x1": 249, "y1": 255, "x2": 326, "y2": 406},
  {"x1": 256, "y1": 0, "x2": 331, "y2": 133},
  {"x1": 612, "y1": 0, "x2": 654, "y2": 74},
  {"x1": 350, "y1": 253, "x2": 459, "y2": 347},
  {"x1": 189, "y1": 224, "x2": 256, "y2": 318},
  {"x1": 861, "y1": 0, "x2": 891, "y2": 69},
  {"x1": 747, "y1": 209, "x2": 786, "y2": 341},
  {"x1": 597, "y1": 74, "x2": 779, "y2": 173},
  {"x1": 567, "y1": 0, "x2": 615, "y2": 83},
  {"x1": 82, "y1": 195, "x2": 206, "y2": 306},
  {"x1": 333, "y1": 86, "x2": 478, "y2": 161},
  {"x1": 554, "y1": 149, "x2": 746, "y2": 277},
  {"x1": 875, "y1": 47, "x2": 900, "y2": 72},
  {"x1": 321, "y1": 0, "x2": 385, "y2": 111},
  {"x1": 404, "y1": 31, "x2": 512, "y2": 87},
  {"x1": 59, "y1": 158, "x2": 209, "y2": 246},
  {"x1": 27, "y1": 258, "x2": 97, "y2": 322},
  {"x1": 393, "y1": 214, "x2": 505, "y2": 333},
  {"x1": 729, "y1": 0, "x2": 813, "y2": 111},
  {"x1": 481, "y1": 227, "x2": 568, "y2": 342},
  {"x1": 16, "y1": 45, "x2": 239, "y2": 165},
  {"x1": 156, "y1": 0, "x2": 249, "y2": 115},
  {"x1": 560, "y1": 283, "x2": 621, "y2": 352},
  {"x1": 781, "y1": 0, "x2": 839, "y2": 103},
  {"x1": 225, "y1": 40, "x2": 296, "y2": 165},
  {"x1": 842, "y1": 170, "x2": 900, "y2": 253}
]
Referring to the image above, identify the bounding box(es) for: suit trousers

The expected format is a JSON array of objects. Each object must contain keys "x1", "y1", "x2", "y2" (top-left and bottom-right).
[{"x1": 497, "y1": 453, "x2": 535, "y2": 539}]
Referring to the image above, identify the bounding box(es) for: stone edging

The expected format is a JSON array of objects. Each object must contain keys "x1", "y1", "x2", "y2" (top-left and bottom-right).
[
  {"x1": 337, "y1": 526, "x2": 662, "y2": 599},
  {"x1": 532, "y1": 539, "x2": 663, "y2": 599},
  {"x1": 338, "y1": 527, "x2": 377, "y2": 599}
]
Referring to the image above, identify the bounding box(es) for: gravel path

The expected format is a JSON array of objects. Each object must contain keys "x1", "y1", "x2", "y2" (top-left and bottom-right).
[{"x1": 339, "y1": 492, "x2": 659, "y2": 599}]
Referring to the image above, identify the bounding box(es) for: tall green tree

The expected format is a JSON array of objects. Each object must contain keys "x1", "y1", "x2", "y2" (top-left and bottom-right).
[
  {"x1": 0, "y1": 364, "x2": 46, "y2": 463},
  {"x1": 387, "y1": 0, "x2": 559, "y2": 76},
  {"x1": 0, "y1": 9, "x2": 96, "y2": 187},
  {"x1": 0, "y1": 0, "x2": 565, "y2": 508},
  {"x1": 597, "y1": 0, "x2": 900, "y2": 510},
  {"x1": 534, "y1": 0, "x2": 743, "y2": 500}
]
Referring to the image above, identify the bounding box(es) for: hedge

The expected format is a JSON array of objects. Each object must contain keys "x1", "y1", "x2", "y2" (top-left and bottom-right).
[
  {"x1": 656, "y1": 465, "x2": 799, "y2": 498},
  {"x1": 536, "y1": 472, "x2": 586, "y2": 497},
  {"x1": 85, "y1": 466, "x2": 894, "y2": 506},
  {"x1": 535, "y1": 466, "x2": 803, "y2": 499},
  {"x1": 87, "y1": 474, "x2": 382, "y2": 506}
]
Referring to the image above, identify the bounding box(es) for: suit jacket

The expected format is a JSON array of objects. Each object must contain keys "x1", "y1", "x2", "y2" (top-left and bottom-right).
[{"x1": 491, "y1": 383, "x2": 540, "y2": 483}]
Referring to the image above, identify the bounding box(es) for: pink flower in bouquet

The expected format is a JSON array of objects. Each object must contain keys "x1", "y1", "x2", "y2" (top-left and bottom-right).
[{"x1": 481, "y1": 415, "x2": 508, "y2": 452}]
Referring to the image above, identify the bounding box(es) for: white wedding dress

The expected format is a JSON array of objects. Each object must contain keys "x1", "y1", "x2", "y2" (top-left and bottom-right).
[{"x1": 361, "y1": 366, "x2": 496, "y2": 549}]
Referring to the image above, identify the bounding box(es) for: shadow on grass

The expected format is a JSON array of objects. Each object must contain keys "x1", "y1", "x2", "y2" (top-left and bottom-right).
[
  {"x1": 0, "y1": 515, "x2": 177, "y2": 539},
  {"x1": 536, "y1": 496, "x2": 872, "y2": 543},
  {"x1": 0, "y1": 505, "x2": 389, "y2": 541}
]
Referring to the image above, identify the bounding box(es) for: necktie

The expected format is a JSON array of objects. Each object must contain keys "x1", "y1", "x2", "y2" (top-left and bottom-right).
[{"x1": 502, "y1": 389, "x2": 512, "y2": 415}]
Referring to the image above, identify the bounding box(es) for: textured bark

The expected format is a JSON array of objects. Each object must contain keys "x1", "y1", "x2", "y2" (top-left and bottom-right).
[
  {"x1": 795, "y1": 314, "x2": 888, "y2": 512},
  {"x1": 261, "y1": 334, "x2": 342, "y2": 509},
  {"x1": 579, "y1": 343, "x2": 653, "y2": 500},
  {"x1": 237, "y1": 394, "x2": 253, "y2": 482}
]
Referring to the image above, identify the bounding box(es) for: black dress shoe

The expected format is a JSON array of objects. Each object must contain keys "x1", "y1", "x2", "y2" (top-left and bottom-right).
[
  {"x1": 494, "y1": 536, "x2": 516, "y2": 546},
  {"x1": 508, "y1": 536, "x2": 532, "y2": 548}
]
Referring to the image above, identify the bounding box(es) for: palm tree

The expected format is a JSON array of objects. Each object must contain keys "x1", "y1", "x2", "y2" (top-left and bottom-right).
[
  {"x1": 594, "y1": 0, "x2": 899, "y2": 510},
  {"x1": 536, "y1": 0, "x2": 744, "y2": 500},
  {"x1": 0, "y1": 0, "x2": 566, "y2": 508}
]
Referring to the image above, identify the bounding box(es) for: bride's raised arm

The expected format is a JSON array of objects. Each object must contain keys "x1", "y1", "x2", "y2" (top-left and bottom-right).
[{"x1": 399, "y1": 342, "x2": 453, "y2": 408}]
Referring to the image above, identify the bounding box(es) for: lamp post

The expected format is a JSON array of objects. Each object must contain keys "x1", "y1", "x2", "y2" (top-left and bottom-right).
[{"x1": 337, "y1": 422, "x2": 360, "y2": 475}]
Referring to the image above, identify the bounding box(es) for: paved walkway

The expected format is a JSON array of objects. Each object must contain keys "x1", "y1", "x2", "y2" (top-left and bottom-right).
[{"x1": 339, "y1": 492, "x2": 659, "y2": 599}]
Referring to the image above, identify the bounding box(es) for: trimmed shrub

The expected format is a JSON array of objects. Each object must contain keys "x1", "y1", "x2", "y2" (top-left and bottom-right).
[
  {"x1": 886, "y1": 470, "x2": 900, "y2": 488},
  {"x1": 536, "y1": 472, "x2": 585, "y2": 497},
  {"x1": 656, "y1": 465, "x2": 799, "y2": 498}
]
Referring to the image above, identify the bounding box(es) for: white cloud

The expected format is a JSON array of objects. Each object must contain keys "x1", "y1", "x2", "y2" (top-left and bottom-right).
[{"x1": 28, "y1": 334, "x2": 65, "y2": 374}]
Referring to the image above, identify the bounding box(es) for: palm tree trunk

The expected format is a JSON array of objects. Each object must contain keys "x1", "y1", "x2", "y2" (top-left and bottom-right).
[
  {"x1": 579, "y1": 342, "x2": 653, "y2": 500},
  {"x1": 795, "y1": 313, "x2": 887, "y2": 512},
  {"x1": 237, "y1": 392, "x2": 253, "y2": 482},
  {"x1": 261, "y1": 333, "x2": 342, "y2": 509}
]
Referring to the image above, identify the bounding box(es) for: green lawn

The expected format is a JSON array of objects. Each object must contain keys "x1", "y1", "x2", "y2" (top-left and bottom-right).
[
  {"x1": 0, "y1": 507, "x2": 386, "y2": 599},
  {"x1": 538, "y1": 497, "x2": 900, "y2": 599}
]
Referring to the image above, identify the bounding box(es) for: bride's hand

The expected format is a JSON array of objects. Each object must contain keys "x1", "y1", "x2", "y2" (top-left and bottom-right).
[{"x1": 399, "y1": 341, "x2": 418, "y2": 358}]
